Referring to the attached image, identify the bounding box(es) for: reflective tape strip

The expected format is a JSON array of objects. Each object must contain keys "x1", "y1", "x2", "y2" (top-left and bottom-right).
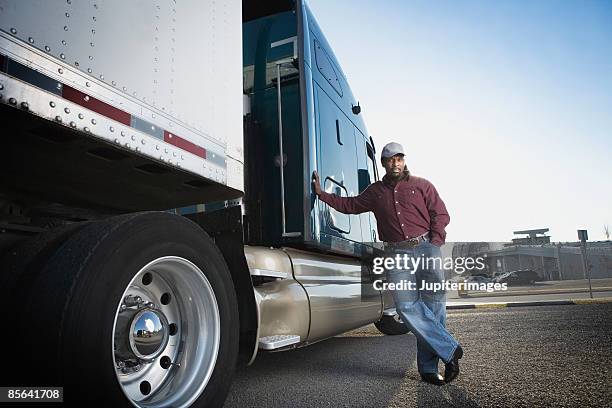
[
  {"x1": 165, "y1": 131, "x2": 206, "y2": 159},
  {"x1": 131, "y1": 115, "x2": 164, "y2": 140},
  {"x1": 62, "y1": 85, "x2": 131, "y2": 125},
  {"x1": 0, "y1": 53, "x2": 213, "y2": 162},
  {"x1": 1, "y1": 57, "x2": 61, "y2": 95}
]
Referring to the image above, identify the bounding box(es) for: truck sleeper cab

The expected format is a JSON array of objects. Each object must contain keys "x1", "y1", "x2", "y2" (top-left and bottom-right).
[
  {"x1": 0, "y1": 1, "x2": 400, "y2": 406},
  {"x1": 242, "y1": 0, "x2": 394, "y2": 356}
]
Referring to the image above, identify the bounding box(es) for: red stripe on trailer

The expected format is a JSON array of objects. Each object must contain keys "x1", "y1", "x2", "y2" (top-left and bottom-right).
[
  {"x1": 164, "y1": 131, "x2": 206, "y2": 159},
  {"x1": 62, "y1": 85, "x2": 131, "y2": 125}
]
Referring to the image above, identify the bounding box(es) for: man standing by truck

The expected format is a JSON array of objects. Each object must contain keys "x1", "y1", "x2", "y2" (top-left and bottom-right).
[{"x1": 312, "y1": 142, "x2": 463, "y2": 385}]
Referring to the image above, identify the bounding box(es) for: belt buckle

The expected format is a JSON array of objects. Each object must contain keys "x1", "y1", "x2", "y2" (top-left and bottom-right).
[
  {"x1": 386, "y1": 237, "x2": 420, "y2": 250},
  {"x1": 405, "y1": 238, "x2": 419, "y2": 248}
]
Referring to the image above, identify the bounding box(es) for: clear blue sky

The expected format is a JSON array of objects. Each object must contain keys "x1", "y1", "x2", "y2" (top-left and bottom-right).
[{"x1": 308, "y1": 0, "x2": 612, "y2": 242}]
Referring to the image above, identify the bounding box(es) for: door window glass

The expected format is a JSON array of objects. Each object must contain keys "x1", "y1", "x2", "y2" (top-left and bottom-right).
[{"x1": 314, "y1": 40, "x2": 343, "y2": 97}]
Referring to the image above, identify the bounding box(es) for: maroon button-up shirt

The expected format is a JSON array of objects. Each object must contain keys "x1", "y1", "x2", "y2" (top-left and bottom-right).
[{"x1": 319, "y1": 171, "x2": 450, "y2": 246}]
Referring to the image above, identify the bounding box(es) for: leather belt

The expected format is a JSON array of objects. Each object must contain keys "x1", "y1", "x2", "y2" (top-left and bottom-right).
[{"x1": 384, "y1": 233, "x2": 429, "y2": 250}]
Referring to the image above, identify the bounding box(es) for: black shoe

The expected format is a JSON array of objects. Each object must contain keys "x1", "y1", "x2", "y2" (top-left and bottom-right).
[
  {"x1": 420, "y1": 372, "x2": 445, "y2": 385},
  {"x1": 444, "y1": 345, "x2": 463, "y2": 384}
]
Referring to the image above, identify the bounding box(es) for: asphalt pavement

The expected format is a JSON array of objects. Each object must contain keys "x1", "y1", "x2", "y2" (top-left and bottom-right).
[
  {"x1": 446, "y1": 278, "x2": 612, "y2": 301},
  {"x1": 447, "y1": 291, "x2": 612, "y2": 306},
  {"x1": 224, "y1": 303, "x2": 612, "y2": 408}
]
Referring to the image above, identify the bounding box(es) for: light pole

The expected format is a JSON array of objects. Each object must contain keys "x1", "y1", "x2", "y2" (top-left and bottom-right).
[{"x1": 577, "y1": 230, "x2": 593, "y2": 299}]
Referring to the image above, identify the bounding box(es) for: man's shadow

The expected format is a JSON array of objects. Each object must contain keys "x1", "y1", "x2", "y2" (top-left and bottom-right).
[{"x1": 416, "y1": 376, "x2": 480, "y2": 408}]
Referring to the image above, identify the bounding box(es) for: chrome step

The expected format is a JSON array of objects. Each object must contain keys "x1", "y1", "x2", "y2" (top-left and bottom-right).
[{"x1": 258, "y1": 334, "x2": 300, "y2": 350}]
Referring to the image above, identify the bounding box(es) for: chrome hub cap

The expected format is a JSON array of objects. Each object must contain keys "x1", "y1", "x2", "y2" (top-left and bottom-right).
[
  {"x1": 112, "y1": 256, "x2": 221, "y2": 407},
  {"x1": 129, "y1": 309, "x2": 169, "y2": 360}
]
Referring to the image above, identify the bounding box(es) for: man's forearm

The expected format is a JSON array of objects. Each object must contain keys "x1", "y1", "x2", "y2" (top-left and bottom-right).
[
  {"x1": 319, "y1": 191, "x2": 347, "y2": 212},
  {"x1": 318, "y1": 191, "x2": 370, "y2": 214},
  {"x1": 429, "y1": 213, "x2": 450, "y2": 246}
]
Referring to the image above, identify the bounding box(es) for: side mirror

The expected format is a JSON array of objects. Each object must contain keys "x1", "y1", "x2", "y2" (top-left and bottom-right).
[{"x1": 351, "y1": 102, "x2": 361, "y2": 115}]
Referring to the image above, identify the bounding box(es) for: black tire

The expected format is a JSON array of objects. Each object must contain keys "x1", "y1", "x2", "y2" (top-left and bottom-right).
[
  {"x1": 0, "y1": 222, "x2": 88, "y2": 304},
  {"x1": 1, "y1": 222, "x2": 89, "y2": 388},
  {"x1": 374, "y1": 314, "x2": 410, "y2": 335},
  {"x1": 15, "y1": 212, "x2": 239, "y2": 407}
]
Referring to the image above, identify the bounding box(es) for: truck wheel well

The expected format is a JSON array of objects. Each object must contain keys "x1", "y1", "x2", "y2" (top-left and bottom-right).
[{"x1": 185, "y1": 206, "x2": 258, "y2": 366}]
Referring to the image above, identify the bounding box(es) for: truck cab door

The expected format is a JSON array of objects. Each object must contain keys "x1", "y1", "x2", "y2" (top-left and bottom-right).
[{"x1": 316, "y1": 88, "x2": 363, "y2": 252}]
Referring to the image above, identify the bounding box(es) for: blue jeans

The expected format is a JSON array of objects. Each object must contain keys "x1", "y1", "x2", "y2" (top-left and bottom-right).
[{"x1": 384, "y1": 241, "x2": 459, "y2": 373}]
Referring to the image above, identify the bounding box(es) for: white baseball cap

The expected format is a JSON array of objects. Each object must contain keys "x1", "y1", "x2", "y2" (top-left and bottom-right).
[{"x1": 381, "y1": 142, "x2": 405, "y2": 159}]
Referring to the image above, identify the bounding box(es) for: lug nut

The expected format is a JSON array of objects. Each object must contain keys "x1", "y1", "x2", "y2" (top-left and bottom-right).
[
  {"x1": 160, "y1": 356, "x2": 172, "y2": 369},
  {"x1": 124, "y1": 295, "x2": 144, "y2": 307}
]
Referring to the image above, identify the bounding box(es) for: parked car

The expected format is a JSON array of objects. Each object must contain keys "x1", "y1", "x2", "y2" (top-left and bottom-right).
[
  {"x1": 497, "y1": 270, "x2": 539, "y2": 285},
  {"x1": 465, "y1": 275, "x2": 492, "y2": 284},
  {"x1": 449, "y1": 275, "x2": 467, "y2": 283},
  {"x1": 493, "y1": 272, "x2": 509, "y2": 283}
]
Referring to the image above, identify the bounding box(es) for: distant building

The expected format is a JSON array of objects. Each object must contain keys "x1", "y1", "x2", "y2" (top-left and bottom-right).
[
  {"x1": 485, "y1": 241, "x2": 612, "y2": 280},
  {"x1": 450, "y1": 228, "x2": 612, "y2": 281},
  {"x1": 509, "y1": 228, "x2": 551, "y2": 246}
]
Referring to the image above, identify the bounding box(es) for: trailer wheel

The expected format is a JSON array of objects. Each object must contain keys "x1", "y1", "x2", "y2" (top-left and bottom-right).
[
  {"x1": 18, "y1": 212, "x2": 239, "y2": 407},
  {"x1": 374, "y1": 313, "x2": 410, "y2": 335},
  {"x1": 0, "y1": 223, "x2": 88, "y2": 326},
  {"x1": 0, "y1": 222, "x2": 89, "y2": 385},
  {"x1": 0, "y1": 222, "x2": 87, "y2": 296}
]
